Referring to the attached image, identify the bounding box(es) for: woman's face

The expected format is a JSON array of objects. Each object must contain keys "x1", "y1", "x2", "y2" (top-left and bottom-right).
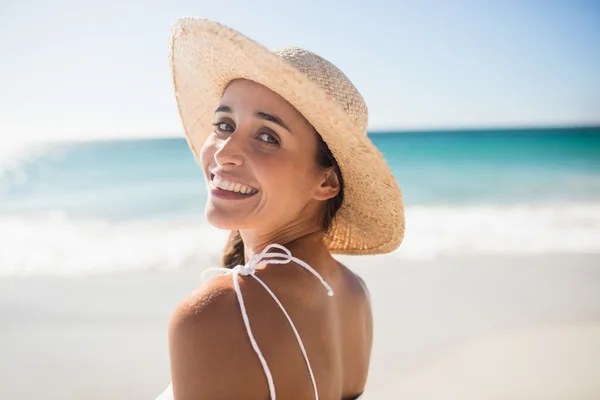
[{"x1": 200, "y1": 79, "x2": 338, "y2": 234}]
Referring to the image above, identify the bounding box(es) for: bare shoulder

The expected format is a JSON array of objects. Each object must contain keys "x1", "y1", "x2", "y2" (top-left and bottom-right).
[
  {"x1": 338, "y1": 261, "x2": 371, "y2": 301},
  {"x1": 338, "y1": 261, "x2": 373, "y2": 335},
  {"x1": 169, "y1": 274, "x2": 235, "y2": 325},
  {"x1": 168, "y1": 275, "x2": 267, "y2": 399}
]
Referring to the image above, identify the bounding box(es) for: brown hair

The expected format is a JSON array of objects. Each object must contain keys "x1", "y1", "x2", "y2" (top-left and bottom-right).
[{"x1": 222, "y1": 131, "x2": 344, "y2": 268}]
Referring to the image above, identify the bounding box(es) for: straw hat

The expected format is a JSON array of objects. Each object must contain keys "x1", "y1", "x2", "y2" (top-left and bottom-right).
[{"x1": 169, "y1": 18, "x2": 405, "y2": 255}]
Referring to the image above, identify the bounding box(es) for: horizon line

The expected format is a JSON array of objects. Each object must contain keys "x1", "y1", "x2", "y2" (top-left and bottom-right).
[{"x1": 3, "y1": 123, "x2": 599, "y2": 145}]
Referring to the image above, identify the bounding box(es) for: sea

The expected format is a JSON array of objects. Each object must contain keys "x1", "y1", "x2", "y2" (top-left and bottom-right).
[{"x1": 1, "y1": 127, "x2": 599, "y2": 275}]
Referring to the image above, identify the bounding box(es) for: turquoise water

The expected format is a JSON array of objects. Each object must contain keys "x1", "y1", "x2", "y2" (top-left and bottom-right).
[
  {"x1": 2, "y1": 127, "x2": 599, "y2": 218},
  {"x1": 371, "y1": 127, "x2": 600, "y2": 205},
  {"x1": 1, "y1": 127, "x2": 599, "y2": 274}
]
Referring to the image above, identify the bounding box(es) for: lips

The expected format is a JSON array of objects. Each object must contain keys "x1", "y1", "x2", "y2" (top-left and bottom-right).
[
  {"x1": 209, "y1": 173, "x2": 259, "y2": 198},
  {"x1": 212, "y1": 175, "x2": 257, "y2": 194}
]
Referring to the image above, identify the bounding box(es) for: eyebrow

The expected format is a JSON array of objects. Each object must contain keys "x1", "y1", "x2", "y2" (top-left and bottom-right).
[
  {"x1": 215, "y1": 105, "x2": 233, "y2": 114},
  {"x1": 214, "y1": 105, "x2": 292, "y2": 134}
]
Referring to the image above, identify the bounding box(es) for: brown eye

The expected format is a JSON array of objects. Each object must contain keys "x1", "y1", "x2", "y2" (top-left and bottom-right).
[
  {"x1": 257, "y1": 132, "x2": 279, "y2": 145},
  {"x1": 213, "y1": 122, "x2": 234, "y2": 132}
]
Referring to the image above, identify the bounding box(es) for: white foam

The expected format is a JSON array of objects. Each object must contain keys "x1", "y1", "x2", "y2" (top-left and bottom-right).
[
  {"x1": 397, "y1": 204, "x2": 600, "y2": 260},
  {"x1": 0, "y1": 213, "x2": 229, "y2": 276},
  {"x1": 1, "y1": 204, "x2": 599, "y2": 276},
  {"x1": 0, "y1": 139, "x2": 52, "y2": 175},
  {"x1": 0, "y1": 139, "x2": 57, "y2": 193}
]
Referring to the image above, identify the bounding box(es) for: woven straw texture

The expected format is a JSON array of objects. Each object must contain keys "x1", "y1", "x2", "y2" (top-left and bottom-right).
[{"x1": 169, "y1": 18, "x2": 405, "y2": 255}]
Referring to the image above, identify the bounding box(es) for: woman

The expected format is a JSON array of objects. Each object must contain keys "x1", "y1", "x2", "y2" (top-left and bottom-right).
[{"x1": 158, "y1": 18, "x2": 405, "y2": 400}]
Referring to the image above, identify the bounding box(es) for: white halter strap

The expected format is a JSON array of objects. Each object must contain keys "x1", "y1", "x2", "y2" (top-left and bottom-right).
[{"x1": 201, "y1": 243, "x2": 334, "y2": 400}]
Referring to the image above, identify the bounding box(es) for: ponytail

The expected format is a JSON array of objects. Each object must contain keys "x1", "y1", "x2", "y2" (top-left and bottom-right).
[{"x1": 222, "y1": 230, "x2": 245, "y2": 269}]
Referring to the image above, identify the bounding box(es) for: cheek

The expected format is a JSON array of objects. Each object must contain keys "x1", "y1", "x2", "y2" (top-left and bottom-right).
[
  {"x1": 199, "y1": 136, "x2": 217, "y2": 167},
  {"x1": 257, "y1": 155, "x2": 318, "y2": 198}
]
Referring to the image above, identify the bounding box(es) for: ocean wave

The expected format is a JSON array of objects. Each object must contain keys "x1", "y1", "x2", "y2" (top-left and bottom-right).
[
  {"x1": 0, "y1": 140, "x2": 56, "y2": 178},
  {"x1": 1, "y1": 204, "x2": 599, "y2": 276},
  {"x1": 398, "y1": 204, "x2": 600, "y2": 260},
  {"x1": 0, "y1": 213, "x2": 229, "y2": 276}
]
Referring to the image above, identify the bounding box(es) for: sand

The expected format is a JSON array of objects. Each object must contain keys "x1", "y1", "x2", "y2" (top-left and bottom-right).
[{"x1": 1, "y1": 253, "x2": 599, "y2": 399}]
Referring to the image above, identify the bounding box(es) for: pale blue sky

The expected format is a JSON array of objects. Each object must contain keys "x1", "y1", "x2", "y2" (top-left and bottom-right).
[{"x1": 1, "y1": 0, "x2": 599, "y2": 141}]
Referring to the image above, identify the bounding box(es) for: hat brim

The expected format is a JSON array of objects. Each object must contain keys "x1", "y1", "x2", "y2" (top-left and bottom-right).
[{"x1": 169, "y1": 18, "x2": 405, "y2": 255}]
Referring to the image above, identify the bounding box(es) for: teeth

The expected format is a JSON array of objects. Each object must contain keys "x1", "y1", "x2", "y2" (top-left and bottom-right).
[
  {"x1": 216, "y1": 178, "x2": 229, "y2": 191},
  {"x1": 212, "y1": 175, "x2": 256, "y2": 195}
]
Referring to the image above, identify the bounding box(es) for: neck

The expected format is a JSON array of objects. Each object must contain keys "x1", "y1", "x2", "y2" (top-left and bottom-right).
[{"x1": 239, "y1": 223, "x2": 327, "y2": 262}]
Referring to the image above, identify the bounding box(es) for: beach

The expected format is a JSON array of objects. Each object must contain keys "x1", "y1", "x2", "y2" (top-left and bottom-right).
[
  {"x1": 1, "y1": 130, "x2": 599, "y2": 398},
  {"x1": 2, "y1": 0, "x2": 599, "y2": 395},
  {"x1": 1, "y1": 253, "x2": 599, "y2": 399}
]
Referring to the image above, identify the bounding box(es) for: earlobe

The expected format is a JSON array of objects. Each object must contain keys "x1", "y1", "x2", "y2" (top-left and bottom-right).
[{"x1": 314, "y1": 170, "x2": 340, "y2": 201}]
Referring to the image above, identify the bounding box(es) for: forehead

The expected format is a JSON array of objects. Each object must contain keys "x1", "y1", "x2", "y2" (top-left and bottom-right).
[{"x1": 220, "y1": 79, "x2": 311, "y2": 126}]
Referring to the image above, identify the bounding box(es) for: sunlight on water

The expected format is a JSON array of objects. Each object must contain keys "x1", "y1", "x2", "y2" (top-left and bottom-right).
[{"x1": 1, "y1": 129, "x2": 599, "y2": 275}]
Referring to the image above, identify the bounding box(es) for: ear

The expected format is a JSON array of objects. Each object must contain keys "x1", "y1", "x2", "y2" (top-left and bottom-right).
[{"x1": 313, "y1": 168, "x2": 340, "y2": 201}]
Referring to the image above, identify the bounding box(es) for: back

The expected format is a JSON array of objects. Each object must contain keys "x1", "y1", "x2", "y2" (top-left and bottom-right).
[{"x1": 168, "y1": 252, "x2": 372, "y2": 400}]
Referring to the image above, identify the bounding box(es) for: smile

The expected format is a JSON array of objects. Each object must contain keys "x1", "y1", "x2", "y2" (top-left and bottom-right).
[{"x1": 209, "y1": 174, "x2": 259, "y2": 197}]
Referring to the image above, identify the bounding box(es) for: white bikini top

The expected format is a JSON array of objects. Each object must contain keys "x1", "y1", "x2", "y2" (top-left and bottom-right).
[{"x1": 155, "y1": 243, "x2": 334, "y2": 400}]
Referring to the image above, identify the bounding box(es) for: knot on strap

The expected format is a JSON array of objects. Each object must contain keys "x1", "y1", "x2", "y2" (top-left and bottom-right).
[
  {"x1": 201, "y1": 243, "x2": 334, "y2": 296},
  {"x1": 227, "y1": 243, "x2": 293, "y2": 277},
  {"x1": 234, "y1": 263, "x2": 255, "y2": 276},
  {"x1": 249, "y1": 243, "x2": 291, "y2": 265}
]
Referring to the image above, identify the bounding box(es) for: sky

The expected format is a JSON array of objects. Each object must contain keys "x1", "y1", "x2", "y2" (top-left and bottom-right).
[{"x1": 0, "y1": 0, "x2": 599, "y2": 142}]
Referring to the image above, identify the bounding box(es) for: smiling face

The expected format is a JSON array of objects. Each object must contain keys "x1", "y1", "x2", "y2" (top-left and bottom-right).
[{"x1": 199, "y1": 79, "x2": 340, "y2": 235}]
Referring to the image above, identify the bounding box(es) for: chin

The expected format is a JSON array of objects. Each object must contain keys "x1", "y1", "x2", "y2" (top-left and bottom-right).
[{"x1": 204, "y1": 204, "x2": 244, "y2": 231}]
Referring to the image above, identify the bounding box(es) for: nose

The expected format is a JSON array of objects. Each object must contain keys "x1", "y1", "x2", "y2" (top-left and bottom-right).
[{"x1": 213, "y1": 132, "x2": 244, "y2": 167}]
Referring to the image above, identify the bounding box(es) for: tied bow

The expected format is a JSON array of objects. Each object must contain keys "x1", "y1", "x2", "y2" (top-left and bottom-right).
[{"x1": 202, "y1": 243, "x2": 334, "y2": 296}]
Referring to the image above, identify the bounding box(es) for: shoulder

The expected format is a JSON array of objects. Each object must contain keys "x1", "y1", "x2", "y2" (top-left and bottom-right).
[
  {"x1": 355, "y1": 273, "x2": 371, "y2": 301},
  {"x1": 168, "y1": 274, "x2": 268, "y2": 399},
  {"x1": 169, "y1": 275, "x2": 236, "y2": 328},
  {"x1": 338, "y1": 261, "x2": 371, "y2": 301},
  {"x1": 339, "y1": 262, "x2": 373, "y2": 331}
]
